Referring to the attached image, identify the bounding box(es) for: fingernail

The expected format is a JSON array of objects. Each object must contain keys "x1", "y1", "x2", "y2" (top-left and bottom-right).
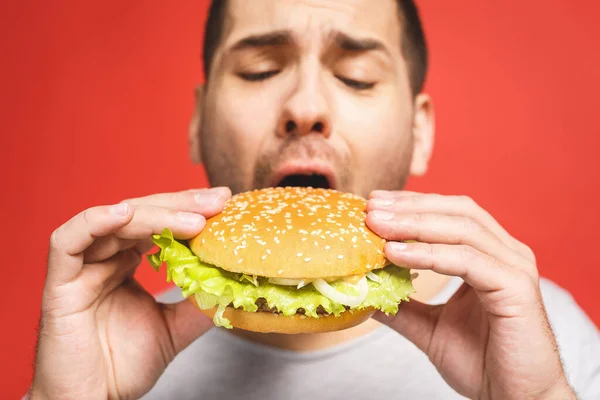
[
  {"x1": 177, "y1": 212, "x2": 204, "y2": 226},
  {"x1": 195, "y1": 193, "x2": 223, "y2": 206},
  {"x1": 388, "y1": 242, "x2": 408, "y2": 252},
  {"x1": 369, "y1": 198, "x2": 394, "y2": 208},
  {"x1": 110, "y1": 203, "x2": 129, "y2": 216},
  {"x1": 370, "y1": 210, "x2": 395, "y2": 221}
]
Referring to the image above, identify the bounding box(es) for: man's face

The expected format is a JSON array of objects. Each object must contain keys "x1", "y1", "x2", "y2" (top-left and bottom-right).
[{"x1": 195, "y1": 0, "x2": 432, "y2": 197}]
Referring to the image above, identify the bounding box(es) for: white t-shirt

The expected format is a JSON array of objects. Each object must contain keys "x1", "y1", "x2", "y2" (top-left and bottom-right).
[{"x1": 143, "y1": 277, "x2": 600, "y2": 399}]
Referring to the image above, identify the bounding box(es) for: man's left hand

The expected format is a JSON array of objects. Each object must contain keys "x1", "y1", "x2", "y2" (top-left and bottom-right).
[{"x1": 366, "y1": 190, "x2": 576, "y2": 400}]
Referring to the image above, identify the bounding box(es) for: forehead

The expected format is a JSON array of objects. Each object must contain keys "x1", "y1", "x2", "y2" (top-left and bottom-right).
[{"x1": 223, "y1": 0, "x2": 402, "y2": 52}]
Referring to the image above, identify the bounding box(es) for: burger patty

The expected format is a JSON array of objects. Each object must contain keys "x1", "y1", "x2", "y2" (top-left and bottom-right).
[{"x1": 233, "y1": 298, "x2": 349, "y2": 316}]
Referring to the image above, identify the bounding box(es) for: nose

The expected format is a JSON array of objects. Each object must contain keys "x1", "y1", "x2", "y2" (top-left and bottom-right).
[{"x1": 276, "y1": 65, "x2": 332, "y2": 138}]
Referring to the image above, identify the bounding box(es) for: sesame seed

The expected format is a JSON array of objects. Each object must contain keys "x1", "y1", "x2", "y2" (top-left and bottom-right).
[
  {"x1": 261, "y1": 255, "x2": 267, "y2": 260},
  {"x1": 325, "y1": 245, "x2": 331, "y2": 250},
  {"x1": 266, "y1": 249, "x2": 271, "y2": 254},
  {"x1": 238, "y1": 259, "x2": 244, "y2": 264},
  {"x1": 301, "y1": 237, "x2": 307, "y2": 242},
  {"x1": 304, "y1": 257, "x2": 312, "y2": 262},
  {"x1": 297, "y1": 252, "x2": 303, "y2": 257},
  {"x1": 338, "y1": 255, "x2": 344, "y2": 259},
  {"x1": 278, "y1": 269, "x2": 284, "y2": 275}
]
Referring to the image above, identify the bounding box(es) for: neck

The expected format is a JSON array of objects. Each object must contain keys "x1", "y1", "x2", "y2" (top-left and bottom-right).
[{"x1": 229, "y1": 271, "x2": 452, "y2": 352}]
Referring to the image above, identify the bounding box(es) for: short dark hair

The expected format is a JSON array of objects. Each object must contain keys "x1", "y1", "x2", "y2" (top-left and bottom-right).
[{"x1": 202, "y1": 0, "x2": 428, "y2": 96}]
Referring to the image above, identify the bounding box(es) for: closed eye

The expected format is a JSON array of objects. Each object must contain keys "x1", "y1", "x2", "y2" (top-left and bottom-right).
[
  {"x1": 336, "y1": 76, "x2": 375, "y2": 90},
  {"x1": 238, "y1": 70, "x2": 280, "y2": 82}
]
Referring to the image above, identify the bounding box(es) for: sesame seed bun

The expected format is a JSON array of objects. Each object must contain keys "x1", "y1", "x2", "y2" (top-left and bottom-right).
[
  {"x1": 191, "y1": 296, "x2": 377, "y2": 334},
  {"x1": 189, "y1": 187, "x2": 388, "y2": 279}
]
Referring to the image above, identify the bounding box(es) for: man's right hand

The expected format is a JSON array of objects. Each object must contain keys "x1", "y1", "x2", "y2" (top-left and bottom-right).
[{"x1": 30, "y1": 187, "x2": 231, "y2": 400}]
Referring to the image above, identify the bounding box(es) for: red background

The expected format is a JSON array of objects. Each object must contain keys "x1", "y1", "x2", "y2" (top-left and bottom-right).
[{"x1": 1, "y1": 0, "x2": 599, "y2": 397}]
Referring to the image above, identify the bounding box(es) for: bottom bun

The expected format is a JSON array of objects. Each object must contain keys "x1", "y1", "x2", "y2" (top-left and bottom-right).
[{"x1": 189, "y1": 296, "x2": 375, "y2": 334}]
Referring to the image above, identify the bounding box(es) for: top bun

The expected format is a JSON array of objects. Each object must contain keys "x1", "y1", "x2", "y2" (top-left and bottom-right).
[{"x1": 189, "y1": 187, "x2": 388, "y2": 279}]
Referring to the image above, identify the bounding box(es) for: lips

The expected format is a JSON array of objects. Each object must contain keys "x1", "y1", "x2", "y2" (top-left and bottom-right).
[{"x1": 271, "y1": 160, "x2": 337, "y2": 190}]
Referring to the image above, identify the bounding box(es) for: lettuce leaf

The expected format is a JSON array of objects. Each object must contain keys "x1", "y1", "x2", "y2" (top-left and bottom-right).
[{"x1": 148, "y1": 228, "x2": 414, "y2": 328}]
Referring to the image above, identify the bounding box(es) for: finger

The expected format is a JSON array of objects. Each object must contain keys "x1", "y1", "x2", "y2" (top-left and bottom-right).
[
  {"x1": 368, "y1": 190, "x2": 420, "y2": 199},
  {"x1": 384, "y1": 241, "x2": 520, "y2": 292},
  {"x1": 367, "y1": 193, "x2": 526, "y2": 259},
  {"x1": 160, "y1": 298, "x2": 214, "y2": 356},
  {"x1": 47, "y1": 203, "x2": 134, "y2": 285},
  {"x1": 112, "y1": 205, "x2": 206, "y2": 240},
  {"x1": 80, "y1": 248, "x2": 142, "y2": 295},
  {"x1": 48, "y1": 204, "x2": 206, "y2": 285},
  {"x1": 83, "y1": 236, "x2": 149, "y2": 263},
  {"x1": 372, "y1": 299, "x2": 441, "y2": 356},
  {"x1": 367, "y1": 211, "x2": 532, "y2": 272},
  {"x1": 122, "y1": 187, "x2": 231, "y2": 218}
]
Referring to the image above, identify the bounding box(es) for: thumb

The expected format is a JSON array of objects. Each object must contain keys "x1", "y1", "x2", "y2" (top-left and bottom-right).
[
  {"x1": 372, "y1": 299, "x2": 442, "y2": 354},
  {"x1": 160, "y1": 298, "x2": 214, "y2": 356}
]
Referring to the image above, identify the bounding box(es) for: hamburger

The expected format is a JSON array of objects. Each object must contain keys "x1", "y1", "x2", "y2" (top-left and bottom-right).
[{"x1": 148, "y1": 186, "x2": 414, "y2": 334}]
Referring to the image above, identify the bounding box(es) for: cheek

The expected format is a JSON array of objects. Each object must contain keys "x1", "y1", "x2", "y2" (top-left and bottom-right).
[
  {"x1": 332, "y1": 90, "x2": 414, "y2": 193},
  {"x1": 334, "y1": 92, "x2": 411, "y2": 159},
  {"x1": 211, "y1": 83, "x2": 280, "y2": 155}
]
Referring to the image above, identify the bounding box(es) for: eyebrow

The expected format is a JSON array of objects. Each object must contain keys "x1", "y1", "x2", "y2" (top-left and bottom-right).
[
  {"x1": 226, "y1": 29, "x2": 390, "y2": 59},
  {"x1": 332, "y1": 31, "x2": 389, "y2": 55},
  {"x1": 230, "y1": 30, "x2": 294, "y2": 51}
]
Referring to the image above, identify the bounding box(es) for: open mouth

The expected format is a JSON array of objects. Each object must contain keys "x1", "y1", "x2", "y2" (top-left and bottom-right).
[{"x1": 276, "y1": 173, "x2": 332, "y2": 189}]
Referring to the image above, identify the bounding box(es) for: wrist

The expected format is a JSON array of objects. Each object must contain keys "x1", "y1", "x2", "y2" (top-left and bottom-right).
[
  {"x1": 28, "y1": 384, "x2": 50, "y2": 400},
  {"x1": 543, "y1": 379, "x2": 577, "y2": 400}
]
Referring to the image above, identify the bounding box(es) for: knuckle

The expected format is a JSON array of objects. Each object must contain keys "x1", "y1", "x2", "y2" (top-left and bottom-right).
[
  {"x1": 458, "y1": 194, "x2": 477, "y2": 209},
  {"x1": 427, "y1": 193, "x2": 444, "y2": 203},
  {"x1": 520, "y1": 242, "x2": 537, "y2": 263},
  {"x1": 457, "y1": 245, "x2": 479, "y2": 264},
  {"x1": 513, "y1": 270, "x2": 539, "y2": 297},
  {"x1": 421, "y1": 244, "x2": 440, "y2": 270},
  {"x1": 460, "y1": 215, "x2": 484, "y2": 235},
  {"x1": 409, "y1": 212, "x2": 426, "y2": 224},
  {"x1": 423, "y1": 243, "x2": 436, "y2": 258},
  {"x1": 121, "y1": 248, "x2": 142, "y2": 266},
  {"x1": 167, "y1": 191, "x2": 184, "y2": 204},
  {"x1": 49, "y1": 227, "x2": 63, "y2": 251},
  {"x1": 81, "y1": 208, "x2": 93, "y2": 227}
]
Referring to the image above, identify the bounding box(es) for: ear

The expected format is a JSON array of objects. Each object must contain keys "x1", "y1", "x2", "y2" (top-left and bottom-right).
[
  {"x1": 409, "y1": 93, "x2": 435, "y2": 176},
  {"x1": 189, "y1": 84, "x2": 205, "y2": 164}
]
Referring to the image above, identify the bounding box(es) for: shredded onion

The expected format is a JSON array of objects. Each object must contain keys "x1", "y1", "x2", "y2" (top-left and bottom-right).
[
  {"x1": 269, "y1": 277, "x2": 305, "y2": 286},
  {"x1": 312, "y1": 277, "x2": 369, "y2": 307},
  {"x1": 366, "y1": 271, "x2": 382, "y2": 284},
  {"x1": 297, "y1": 281, "x2": 308, "y2": 289}
]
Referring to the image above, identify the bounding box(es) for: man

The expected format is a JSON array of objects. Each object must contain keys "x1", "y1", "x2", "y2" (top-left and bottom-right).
[{"x1": 30, "y1": 1, "x2": 600, "y2": 399}]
